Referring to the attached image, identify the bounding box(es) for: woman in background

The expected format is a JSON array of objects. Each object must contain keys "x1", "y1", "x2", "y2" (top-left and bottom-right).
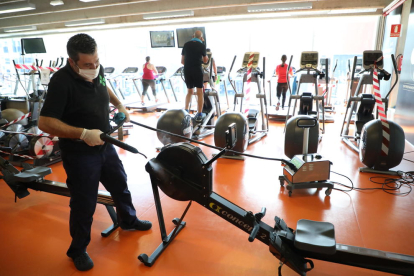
[
  {"x1": 141, "y1": 56, "x2": 158, "y2": 105},
  {"x1": 275, "y1": 55, "x2": 293, "y2": 111}
]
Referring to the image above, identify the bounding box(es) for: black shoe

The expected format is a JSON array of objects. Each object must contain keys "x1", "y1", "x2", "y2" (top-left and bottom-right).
[
  {"x1": 120, "y1": 219, "x2": 152, "y2": 231},
  {"x1": 72, "y1": 252, "x2": 94, "y2": 271}
]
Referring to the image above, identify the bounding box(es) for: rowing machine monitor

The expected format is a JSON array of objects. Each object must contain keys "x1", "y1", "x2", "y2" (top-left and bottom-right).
[{"x1": 225, "y1": 123, "x2": 237, "y2": 149}]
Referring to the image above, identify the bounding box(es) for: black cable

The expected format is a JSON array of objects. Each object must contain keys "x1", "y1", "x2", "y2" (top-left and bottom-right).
[
  {"x1": 404, "y1": 150, "x2": 414, "y2": 154},
  {"x1": 332, "y1": 170, "x2": 413, "y2": 196},
  {"x1": 331, "y1": 171, "x2": 354, "y2": 192},
  {"x1": 130, "y1": 119, "x2": 297, "y2": 171},
  {"x1": 403, "y1": 158, "x2": 414, "y2": 164}
]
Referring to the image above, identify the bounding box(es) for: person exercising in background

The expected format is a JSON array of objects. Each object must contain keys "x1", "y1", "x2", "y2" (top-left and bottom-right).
[
  {"x1": 181, "y1": 30, "x2": 208, "y2": 122},
  {"x1": 141, "y1": 56, "x2": 158, "y2": 105},
  {"x1": 38, "y1": 33, "x2": 151, "y2": 272},
  {"x1": 203, "y1": 48, "x2": 217, "y2": 90},
  {"x1": 275, "y1": 54, "x2": 293, "y2": 111}
]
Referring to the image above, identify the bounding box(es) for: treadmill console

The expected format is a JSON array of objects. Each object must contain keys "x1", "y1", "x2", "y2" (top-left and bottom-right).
[
  {"x1": 156, "y1": 66, "x2": 167, "y2": 75},
  {"x1": 363, "y1": 50, "x2": 384, "y2": 70},
  {"x1": 300, "y1": 51, "x2": 318, "y2": 69},
  {"x1": 122, "y1": 67, "x2": 139, "y2": 74},
  {"x1": 217, "y1": 66, "x2": 226, "y2": 75},
  {"x1": 104, "y1": 67, "x2": 115, "y2": 74}
]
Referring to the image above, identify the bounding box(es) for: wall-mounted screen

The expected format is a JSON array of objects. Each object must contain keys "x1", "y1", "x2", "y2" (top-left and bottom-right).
[
  {"x1": 176, "y1": 27, "x2": 206, "y2": 48},
  {"x1": 21, "y1": 38, "x2": 46, "y2": 54},
  {"x1": 150, "y1": 31, "x2": 175, "y2": 48}
]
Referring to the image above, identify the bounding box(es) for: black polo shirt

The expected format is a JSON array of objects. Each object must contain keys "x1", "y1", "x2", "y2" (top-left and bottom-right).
[
  {"x1": 40, "y1": 62, "x2": 110, "y2": 153},
  {"x1": 181, "y1": 40, "x2": 206, "y2": 69}
]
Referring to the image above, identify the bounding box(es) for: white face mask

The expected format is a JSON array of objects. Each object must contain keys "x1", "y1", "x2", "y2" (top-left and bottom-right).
[{"x1": 76, "y1": 64, "x2": 100, "y2": 80}]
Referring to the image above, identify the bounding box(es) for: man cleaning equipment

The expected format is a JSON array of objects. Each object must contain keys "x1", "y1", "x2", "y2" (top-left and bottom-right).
[{"x1": 38, "y1": 33, "x2": 152, "y2": 271}]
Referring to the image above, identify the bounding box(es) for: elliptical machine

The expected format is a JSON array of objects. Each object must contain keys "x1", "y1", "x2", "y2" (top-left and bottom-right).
[
  {"x1": 284, "y1": 52, "x2": 327, "y2": 159},
  {"x1": 213, "y1": 52, "x2": 268, "y2": 159},
  {"x1": 156, "y1": 50, "x2": 221, "y2": 144},
  {"x1": 341, "y1": 50, "x2": 405, "y2": 175}
]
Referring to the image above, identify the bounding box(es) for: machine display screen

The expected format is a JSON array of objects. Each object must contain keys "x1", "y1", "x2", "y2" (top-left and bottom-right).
[
  {"x1": 149, "y1": 31, "x2": 175, "y2": 48},
  {"x1": 176, "y1": 27, "x2": 206, "y2": 48},
  {"x1": 21, "y1": 38, "x2": 46, "y2": 54},
  {"x1": 300, "y1": 52, "x2": 318, "y2": 68},
  {"x1": 302, "y1": 53, "x2": 317, "y2": 62},
  {"x1": 363, "y1": 51, "x2": 384, "y2": 69},
  {"x1": 122, "y1": 67, "x2": 138, "y2": 74}
]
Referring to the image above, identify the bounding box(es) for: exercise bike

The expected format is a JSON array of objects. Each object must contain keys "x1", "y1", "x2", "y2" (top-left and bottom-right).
[
  {"x1": 138, "y1": 124, "x2": 414, "y2": 275},
  {"x1": 340, "y1": 51, "x2": 405, "y2": 175},
  {"x1": 156, "y1": 51, "x2": 221, "y2": 144},
  {"x1": 284, "y1": 52, "x2": 326, "y2": 159}
]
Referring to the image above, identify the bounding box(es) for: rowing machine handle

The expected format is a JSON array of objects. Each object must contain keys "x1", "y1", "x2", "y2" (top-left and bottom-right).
[
  {"x1": 249, "y1": 222, "x2": 260, "y2": 242},
  {"x1": 248, "y1": 207, "x2": 266, "y2": 242},
  {"x1": 100, "y1": 133, "x2": 139, "y2": 154}
]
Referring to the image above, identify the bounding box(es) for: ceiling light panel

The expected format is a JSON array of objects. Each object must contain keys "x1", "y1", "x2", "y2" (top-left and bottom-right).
[
  {"x1": 0, "y1": 2, "x2": 36, "y2": 15},
  {"x1": 248, "y1": 2, "x2": 313, "y2": 12},
  {"x1": 4, "y1": 26, "x2": 37, "y2": 33},
  {"x1": 143, "y1": 10, "x2": 194, "y2": 20},
  {"x1": 64, "y1": 18, "x2": 105, "y2": 27}
]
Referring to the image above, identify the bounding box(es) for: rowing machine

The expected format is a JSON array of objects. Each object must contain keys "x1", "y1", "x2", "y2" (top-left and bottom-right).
[{"x1": 138, "y1": 125, "x2": 414, "y2": 275}]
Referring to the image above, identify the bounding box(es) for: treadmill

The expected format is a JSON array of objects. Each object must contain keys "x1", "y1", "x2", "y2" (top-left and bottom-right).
[
  {"x1": 316, "y1": 58, "x2": 335, "y2": 123},
  {"x1": 216, "y1": 66, "x2": 230, "y2": 111},
  {"x1": 104, "y1": 66, "x2": 132, "y2": 137},
  {"x1": 156, "y1": 66, "x2": 196, "y2": 113},
  {"x1": 267, "y1": 64, "x2": 294, "y2": 121}
]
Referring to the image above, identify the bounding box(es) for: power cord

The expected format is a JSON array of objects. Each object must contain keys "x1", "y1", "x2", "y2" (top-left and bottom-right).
[
  {"x1": 403, "y1": 151, "x2": 414, "y2": 163},
  {"x1": 130, "y1": 119, "x2": 297, "y2": 171},
  {"x1": 331, "y1": 171, "x2": 354, "y2": 192},
  {"x1": 332, "y1": 170, "x2": 413, "y2": 196}
]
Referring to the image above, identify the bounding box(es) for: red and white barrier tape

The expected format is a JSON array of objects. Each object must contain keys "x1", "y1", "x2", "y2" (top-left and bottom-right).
[
  {"x1": 0, "y1": 130, "x2": 53, "y2": 137},
  {"x1": 14, "y1": 64, "x2": 60, "y2": 72},
  {"x1": 2, "y1": 112, "x2": 31, "y2": 128},
  {"x1": 244, "y1": 53, "x2": 255, "y2": 114},
  {"x1": 373, "y1": 66, "x2": 389, "y2": 156},
  {"x1": 0, "y1": 149, "x2": 35, "y2": 160}
]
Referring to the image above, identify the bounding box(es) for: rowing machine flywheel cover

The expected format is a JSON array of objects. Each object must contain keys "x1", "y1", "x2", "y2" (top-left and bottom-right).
[
  {"x1": 359, "y1": 119, "x2": 405, "y2": 170},
  {"x1": 157, "y1": 109, "x2": 192, "y2": 145},
  {"x1": 214, "y1": 112, "x2": 248, "y2": 153},
  {"x1": 145, "y1": 143, "x2": 209, "y2": 201}
]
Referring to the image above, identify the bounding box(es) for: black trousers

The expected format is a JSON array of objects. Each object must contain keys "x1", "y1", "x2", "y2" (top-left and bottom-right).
[
  {"x1": 276, "y1": 82, "x2": 288, "y2": 107},
  {"x1": 184, "y1": 66, "x2": 203, "y2": 89},
  {"x1": 62, "y1": 144, "x2": 138, "y2": 258},
  {"x1": 142, "y1": 79, "x2": 156, "y2": 96}
]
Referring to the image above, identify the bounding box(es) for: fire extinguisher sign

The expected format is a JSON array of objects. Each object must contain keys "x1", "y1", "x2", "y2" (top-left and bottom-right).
[{"x1": 391, "y1": 24, "x2": 401, "y2": 37}]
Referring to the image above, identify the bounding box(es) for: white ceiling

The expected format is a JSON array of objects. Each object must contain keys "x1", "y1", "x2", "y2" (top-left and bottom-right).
[{"x1": 0, "y1": 0, "x2": 391, "y2": 38}]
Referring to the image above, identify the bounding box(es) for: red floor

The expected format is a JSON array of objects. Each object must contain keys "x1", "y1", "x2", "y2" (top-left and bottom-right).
[{"x1": 0, "y1": 110, "x2": 413, "y2": 276}]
